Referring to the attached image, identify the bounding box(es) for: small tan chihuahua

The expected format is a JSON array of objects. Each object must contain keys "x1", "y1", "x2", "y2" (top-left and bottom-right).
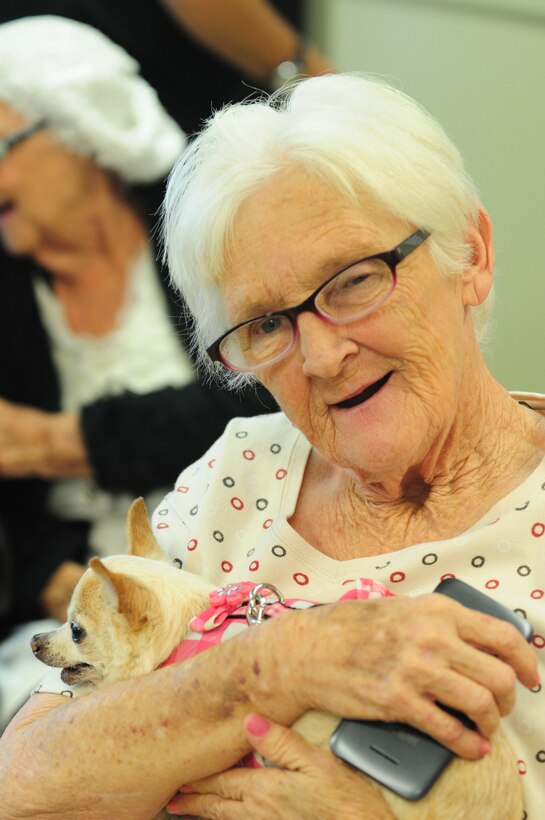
[{"x1": 31, "y1": 499, "x2": 523, "y2": 820}]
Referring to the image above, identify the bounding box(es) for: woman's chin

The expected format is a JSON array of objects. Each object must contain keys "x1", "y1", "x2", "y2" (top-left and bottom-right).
[
  {"x1": 329, "y1": 386, "x2": 427, "y2": 480},
  {"x1": 329, "y1": 370, "x2": 396, "y2": 431},
  {"x1": 0, "y1": 229, "x2": 38, "y2": 256}
]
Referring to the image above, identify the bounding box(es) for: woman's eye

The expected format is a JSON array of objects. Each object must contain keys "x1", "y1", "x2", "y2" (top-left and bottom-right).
[
  {"x1": 342, "y1": 272, "x2": 371, "y2": 290},
  {"x1": 70, "y1": 622, "x2": 86, "y2": 643},
  {"x1": 254, "y1": 316, "x2": 283, "y2": 336}
]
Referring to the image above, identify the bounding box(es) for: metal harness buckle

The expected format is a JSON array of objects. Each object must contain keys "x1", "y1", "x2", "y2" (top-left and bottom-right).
[{"x1": 246, "y1": 583, "x2": 285, "y2": 625}]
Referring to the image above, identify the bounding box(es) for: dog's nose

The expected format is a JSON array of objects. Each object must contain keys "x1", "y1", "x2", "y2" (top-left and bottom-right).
[{"x1": 31, "y1": 634, "x2": 44, "y2": 657}]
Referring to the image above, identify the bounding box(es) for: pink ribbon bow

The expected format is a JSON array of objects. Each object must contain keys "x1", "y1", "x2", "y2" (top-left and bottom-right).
[{"x1": 189, "y1": 582, "x2": 258, "y2": 632}]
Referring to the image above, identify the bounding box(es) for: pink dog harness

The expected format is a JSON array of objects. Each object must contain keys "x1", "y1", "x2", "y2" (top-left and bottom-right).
[
  {"x1": 159, "y1": 577, "x2": 392, "y2": 768},
  {"x1": 160, "y1": 577, "x2": 392, "y2": 665}
]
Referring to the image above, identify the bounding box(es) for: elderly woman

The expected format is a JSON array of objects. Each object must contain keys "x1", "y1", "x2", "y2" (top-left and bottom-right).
[{"x1": 0, "y1": 74, "x2": 543, "y2": 819}]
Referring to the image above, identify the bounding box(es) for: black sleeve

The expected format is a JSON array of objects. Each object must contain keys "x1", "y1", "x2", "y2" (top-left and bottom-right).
[
  {"x1": 0, "y1": 516, "x2": 11, "y2": 618},
  {"x1": 81, "y1": 382, "x2": 278, "y2": 496},
  {"x1": 0, "y1": 480, "x2": 89, "y2": 638}
]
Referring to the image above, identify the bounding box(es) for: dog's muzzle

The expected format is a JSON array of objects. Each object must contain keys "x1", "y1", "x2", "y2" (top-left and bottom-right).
[{"x1": 31, "y1": 633, "x2": 49, "y2": 658}]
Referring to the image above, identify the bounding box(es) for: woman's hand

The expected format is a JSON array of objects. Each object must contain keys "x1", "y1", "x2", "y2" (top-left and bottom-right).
[
  {"x1": 277, "y1": 594, "x2": 538, "y2": 761},
  {"x1": 167, "y1": 714, "x2": 393, "y2": 819},
  {"x1": 40, "y1": 560, "x2": 86, "y2": 621},
  {"x1": 0, "y1": 398, "x2": 90, "y2": 478}
]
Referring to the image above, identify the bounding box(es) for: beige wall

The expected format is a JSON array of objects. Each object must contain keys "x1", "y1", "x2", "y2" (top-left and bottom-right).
[{"x1": 306, "y1": 0, "x2": 545, "y2": 391}]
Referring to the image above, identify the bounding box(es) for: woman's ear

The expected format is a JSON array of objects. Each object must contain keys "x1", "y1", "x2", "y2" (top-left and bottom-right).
[{"x1": 462, "y1": 207, "x2": 495, "y2": 306}]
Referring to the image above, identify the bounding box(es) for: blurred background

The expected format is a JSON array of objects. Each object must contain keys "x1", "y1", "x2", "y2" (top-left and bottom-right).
[{"x1": 306, "y1": 0, "x2": 545, "y2": 391}]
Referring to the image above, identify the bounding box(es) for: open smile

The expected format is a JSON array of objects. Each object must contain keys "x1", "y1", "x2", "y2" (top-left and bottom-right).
[
  {"x1": 0, "y1": 200, "x2": 14, "y2": 220},
  {"x1": 334, "y1": 370, "x2": 394, "y2": 409}
]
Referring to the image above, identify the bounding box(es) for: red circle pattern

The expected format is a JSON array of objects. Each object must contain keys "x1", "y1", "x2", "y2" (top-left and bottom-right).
[{"x1": 293, "y1": 573, "x2": 309, "y2": 586}]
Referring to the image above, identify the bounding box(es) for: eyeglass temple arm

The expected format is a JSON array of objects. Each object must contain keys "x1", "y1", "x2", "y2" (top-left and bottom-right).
[{"x1": 394, "y1": 228, "x2": 430, "y2": 262}]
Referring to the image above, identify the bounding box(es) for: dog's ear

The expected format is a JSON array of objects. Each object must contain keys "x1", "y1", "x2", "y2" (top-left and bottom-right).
[
  {"x1": 89, "y1": 557, "x2": 162, "y2": 631},
  {"x1": 127, "y1": 497, "x2": 166, "y2": 561}
]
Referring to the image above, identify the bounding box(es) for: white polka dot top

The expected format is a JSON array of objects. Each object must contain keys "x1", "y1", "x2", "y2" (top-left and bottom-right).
[{"x1": 155, "y1": 407, "x2": 545, "y2": 816}]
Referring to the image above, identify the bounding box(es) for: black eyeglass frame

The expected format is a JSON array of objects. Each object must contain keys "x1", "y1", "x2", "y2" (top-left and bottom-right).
[
  {"x1": 207, "y1": 228, "x2": 431, "y2": 372},
  {"x1": 0, "y1": 120, "x2": 47, "y2": 162}
]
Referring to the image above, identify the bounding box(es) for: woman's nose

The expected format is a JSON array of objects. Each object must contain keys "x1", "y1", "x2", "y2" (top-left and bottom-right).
[{"x1": 297, "y1": 312, "x2": 358, "y2": 378}]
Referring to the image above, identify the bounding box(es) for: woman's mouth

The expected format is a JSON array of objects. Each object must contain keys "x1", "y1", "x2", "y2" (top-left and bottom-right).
[
  {"x1": 0, "y1": 200, "x2": 15, "y2": 222},
  {"x1": 334, "y1": 371, "x2": 394, "y2": 409}
]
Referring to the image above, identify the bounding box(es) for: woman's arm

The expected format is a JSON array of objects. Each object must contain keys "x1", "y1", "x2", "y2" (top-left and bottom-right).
[
  {"x1": 0, "y1": 610, "x2": 309, "y2": 820},
  {"x1": 169, "y1": 714, "x2": 396, "y2": 818},
  {"x1": 0, "y1": 399, "x2": 89, "y2": 479},
  {"x1": 0, "y1": 594, "x2": 537, "y2": 819},
  {"x1": 159, "y1": 0, "x2": 334, "y2": 82},
  {"x1": 0, "y1": 383, "x2": 277, "y2": 492}
]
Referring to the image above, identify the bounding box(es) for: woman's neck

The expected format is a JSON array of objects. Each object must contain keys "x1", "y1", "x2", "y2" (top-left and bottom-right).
[
  {"x1": 34, "y1": 183, "x2": 146, "y2": 283},
  {"x1": 33, "y1": 183, "x2": 147, "y2": 335},
  {"x1": 298, "y1": 364, "x2": 545, "y2": 557},
  {"x1": 357, "y1": 374, "x2": 539, "y2": 505}
]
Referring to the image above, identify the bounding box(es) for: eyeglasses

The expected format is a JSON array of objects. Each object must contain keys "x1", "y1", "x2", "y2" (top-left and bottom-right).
[
  {"x1": 0, "y1": 120, "x2": 46, "y2": 162},
  {"x1": 207, "y1": 228, "x2": 430, "y2": 373}
]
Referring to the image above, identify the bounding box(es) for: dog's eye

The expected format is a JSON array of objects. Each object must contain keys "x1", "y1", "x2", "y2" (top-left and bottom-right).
[{"x1": 70, "y1": 622, "x2": 86, "y2": 643}]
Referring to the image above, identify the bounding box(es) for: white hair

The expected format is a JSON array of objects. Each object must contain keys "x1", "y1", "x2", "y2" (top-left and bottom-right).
[{"x1": 162, "y1": 73, "x2": 490, "y2": 387}]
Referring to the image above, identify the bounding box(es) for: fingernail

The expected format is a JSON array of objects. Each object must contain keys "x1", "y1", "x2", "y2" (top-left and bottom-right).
[
  {"x1": 479, "y1": 740, "x2": 491, "y2": 757},
  {"x1": 166, "y1": 802, "x2": 182, "y2": 815},
  {"x1": 178, "y1": 784, "x2": 194, "y2": 794},
  {"x1": 246, "y1": 714, "x2": 270, "y2": 736}
]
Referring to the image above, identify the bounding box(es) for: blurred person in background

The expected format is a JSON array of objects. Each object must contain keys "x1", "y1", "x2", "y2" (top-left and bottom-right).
[
  {"x1": 0, "y1": 0, "x2": 335, "y2": 136},
  {"x1": 0, "y1": 14, "x2": 277, "y2": 726}
]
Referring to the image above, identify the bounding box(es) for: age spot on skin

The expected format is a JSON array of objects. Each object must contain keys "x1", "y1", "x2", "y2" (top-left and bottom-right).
[
  {"x1": 253, "y1": 661, "x2": 261, "y2": 676},
  {"x1": 219, "y1": 703, "x2": 235, "y2": 718}
]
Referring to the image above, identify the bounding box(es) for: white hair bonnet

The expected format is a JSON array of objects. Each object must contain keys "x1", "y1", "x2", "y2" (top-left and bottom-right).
[{"x1": 0, "y1": 15, "x2": 186, "y2": 183}]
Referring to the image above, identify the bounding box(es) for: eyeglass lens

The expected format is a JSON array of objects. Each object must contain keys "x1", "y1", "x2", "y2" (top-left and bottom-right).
[
  {"x1": 220, "y1": 256, "x2": 394, "y2": 371},
  {"x1": 0, "y1": 121, "x2": 45, "y2": 161}
]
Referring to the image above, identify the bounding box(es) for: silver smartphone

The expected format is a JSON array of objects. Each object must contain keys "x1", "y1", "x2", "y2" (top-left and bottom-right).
[{"x1": 329, "y1": 578, "x2": 533, "y2": 801}]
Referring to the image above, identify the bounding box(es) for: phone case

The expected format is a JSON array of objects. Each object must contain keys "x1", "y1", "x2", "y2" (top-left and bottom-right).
[
  {"x1": 434, "y1": 577, "x2": 533, "y2": 641},
  {"x1": 329, "y1": 578, "x2": 533, "y2": 801},
  {"x1": 329, "y1": 718, "x2": 454, "y2": 801}
]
